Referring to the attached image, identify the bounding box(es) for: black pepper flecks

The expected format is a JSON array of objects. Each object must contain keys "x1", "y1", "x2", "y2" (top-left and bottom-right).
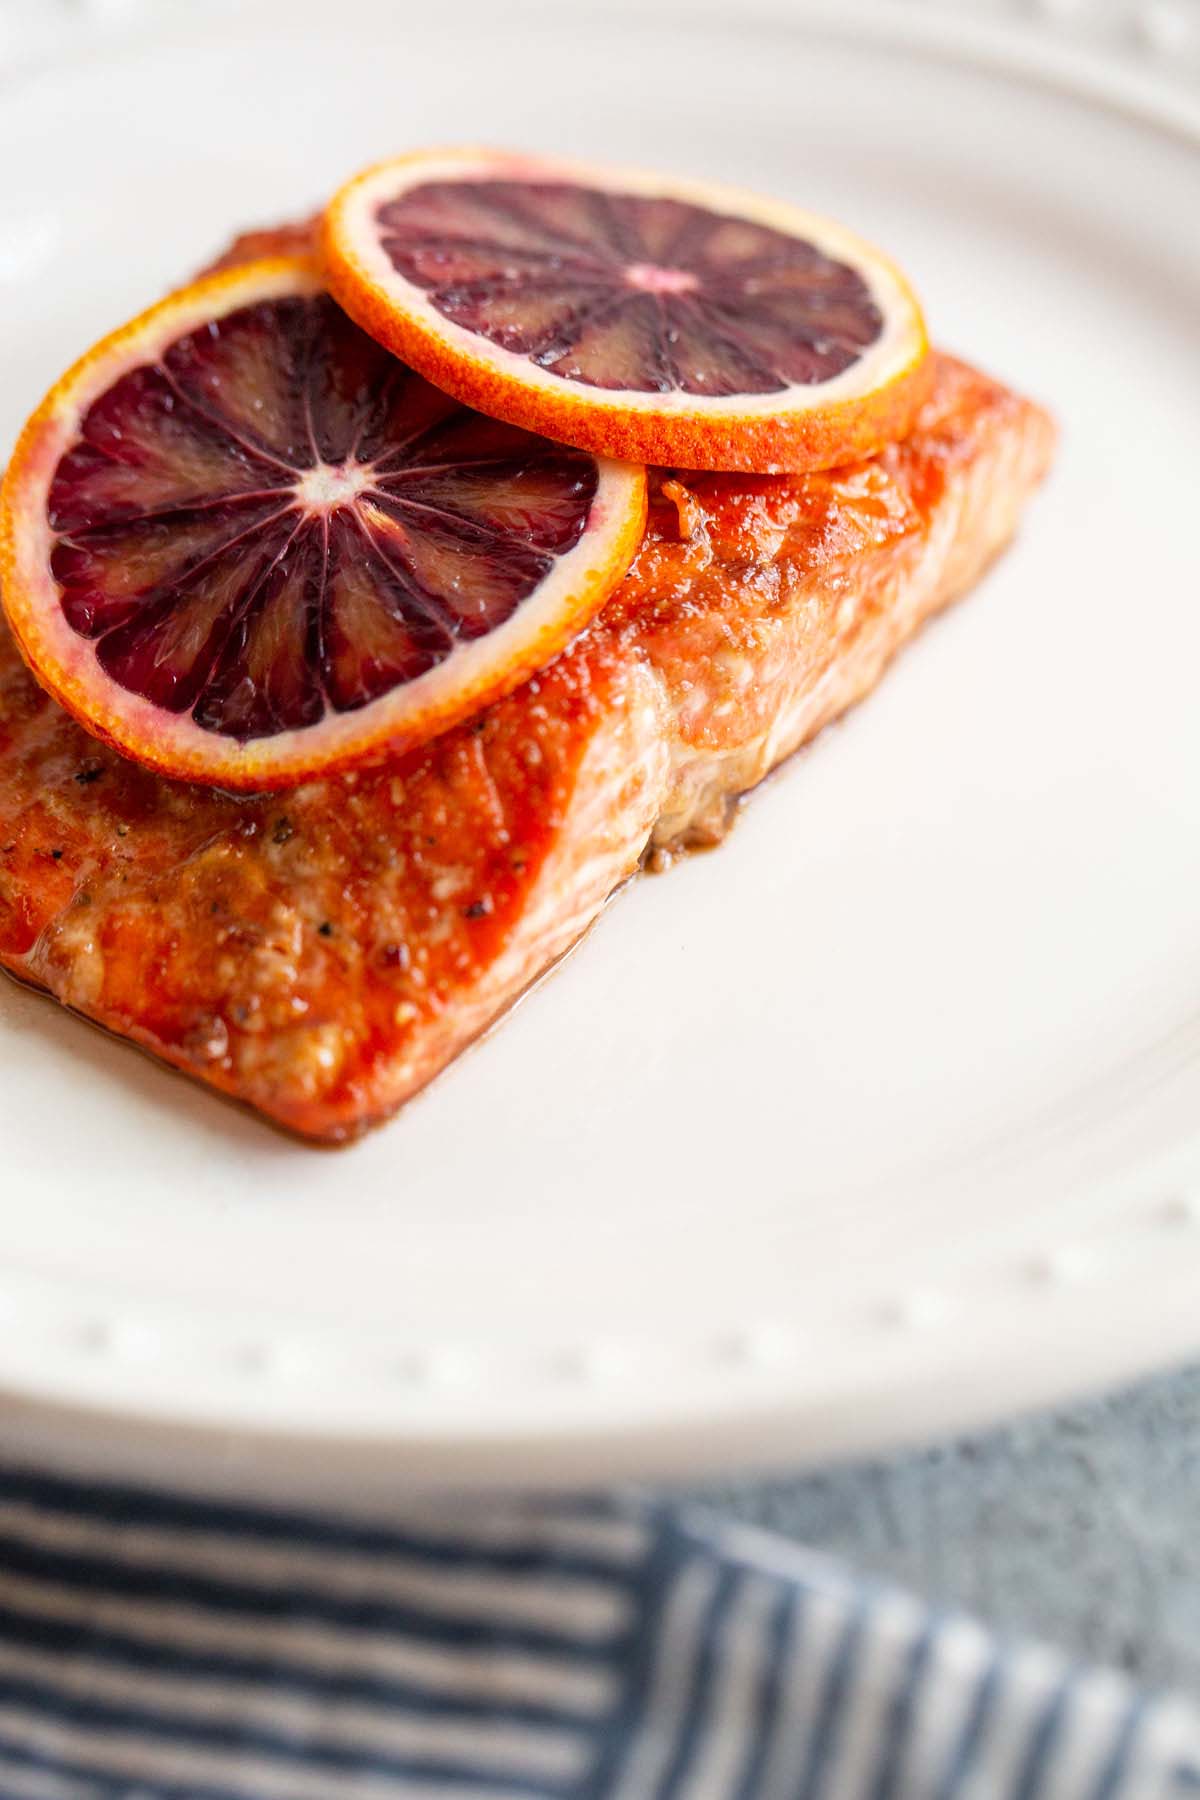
[
  {"x1": 317, "y1": 921, "x2": 334, "y2": 938},
  {"x1": 73, "y1": 765, "x2": 103, "y2": 787},
  {"x1": 272, "y1": 817, "x2": 294, "y2": 845},
  {"x1": 464, "y1": 898, "x2": 493, "y2": 920}
]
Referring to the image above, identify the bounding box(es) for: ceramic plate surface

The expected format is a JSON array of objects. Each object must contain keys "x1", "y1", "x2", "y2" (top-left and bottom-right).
[{"x1": 1, "y1": 0, "x2": 1199, "y2": 1499}]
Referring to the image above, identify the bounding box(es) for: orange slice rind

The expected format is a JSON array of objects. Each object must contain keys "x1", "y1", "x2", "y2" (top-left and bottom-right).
[
  {"x1": 0, "y1": 256, "x2": 646, "y2": 791},
  {"x1": 322, "y1": 148, "x2": 932, "y2": 475}
]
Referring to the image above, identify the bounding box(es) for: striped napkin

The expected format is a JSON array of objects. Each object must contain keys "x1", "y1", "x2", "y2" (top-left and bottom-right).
[{"x1": 0, "y1": 1470, "x2": 1195, "y2": 1798}]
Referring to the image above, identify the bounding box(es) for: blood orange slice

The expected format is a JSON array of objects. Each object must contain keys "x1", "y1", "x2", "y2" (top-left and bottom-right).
[
  {"x1": 322, "y1": 149, "x2": 931, "y2": 475},
  {"x1": 0, "y1": 257, "x2": 645, "y2": 790}
]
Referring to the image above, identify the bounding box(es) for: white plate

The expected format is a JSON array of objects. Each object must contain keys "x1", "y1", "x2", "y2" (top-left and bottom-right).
[{"x1": 0, "y1": 0, "x2": 1198, "y2": 1501}]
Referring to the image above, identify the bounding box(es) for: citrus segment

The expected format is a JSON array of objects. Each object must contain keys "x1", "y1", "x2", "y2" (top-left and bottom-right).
[
  {"x1": 0, "y1": 258, "x2": 646, "y2": 790},
  {"x1": 322, "y1": 150, "x2": 932, "y2": 473}
]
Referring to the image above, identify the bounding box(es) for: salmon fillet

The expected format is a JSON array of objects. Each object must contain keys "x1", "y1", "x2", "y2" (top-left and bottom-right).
[{"x1": 0, "y1": 228, "x2": 1055, "y2": 1142}]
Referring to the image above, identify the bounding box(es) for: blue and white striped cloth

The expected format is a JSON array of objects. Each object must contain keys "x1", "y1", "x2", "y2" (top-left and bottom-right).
[{"x1": 0, "y1": 1469, "x2": 1194, "y2": 1799}]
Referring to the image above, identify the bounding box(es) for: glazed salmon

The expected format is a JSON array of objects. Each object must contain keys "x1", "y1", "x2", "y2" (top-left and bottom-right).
[{"x1": 0, "y1": 232, "x2": 1054, "y2": 1142}]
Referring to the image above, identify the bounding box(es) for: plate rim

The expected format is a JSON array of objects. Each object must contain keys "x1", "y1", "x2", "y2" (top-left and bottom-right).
[{"x1": 0, "y1": 0, "x2": 1198, "y2": 1492}]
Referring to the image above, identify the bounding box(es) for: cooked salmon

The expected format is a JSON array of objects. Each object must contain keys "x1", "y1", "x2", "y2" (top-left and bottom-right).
[{"x1": 0, "y1": 229, "x2": 1055, "y2": 1141}]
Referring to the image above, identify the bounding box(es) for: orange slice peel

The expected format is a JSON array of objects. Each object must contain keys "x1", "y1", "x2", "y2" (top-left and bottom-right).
[
  {"x1": 322, "y1": 147, "x2": 932, "y2": 475},
  {"x1": 0, "y1": 256, "x2": 646, "y2": 791}
]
